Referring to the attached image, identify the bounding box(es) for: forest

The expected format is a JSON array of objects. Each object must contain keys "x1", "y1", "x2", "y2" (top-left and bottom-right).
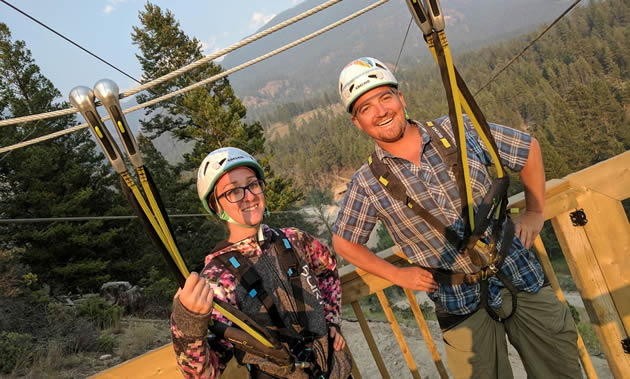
[
  {"x1": 0, "y1": 0, "x2": 629, "y2": 376},
  {"x1": 269, "y1": 0, "x2": 630, "y2": 192}
]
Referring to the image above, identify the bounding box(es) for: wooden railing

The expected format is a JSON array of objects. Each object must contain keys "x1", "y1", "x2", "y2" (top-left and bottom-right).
[{"x1": 92, "y1": 150, "x2": 630, "y2": 379}]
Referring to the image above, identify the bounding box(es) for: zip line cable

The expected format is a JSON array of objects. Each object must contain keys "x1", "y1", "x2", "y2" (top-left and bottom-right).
[
  {"x1": 394, "y1": 16, "x2": 413, "y2": 74},
  {"x1": 0, "y1": 0, "x2": 142, "y2": 84},
  {"x1": 473, "y1": 0, "x2": 582, "y2": 95},
  {"x1": 0, "y1": 0, "x2": 254, "y2": 156},
  {"x1": 0, "y1": 210, "x2": 305, "y2": 224},
  {"x1": 0, "y1": 0, "x2": 390, "y2": 154},
  {"x1": 0, "y1": 0, "x2": 346, "y2": 129},
  {"x1": 1, "y1": 0, "x2": 257, "y2": 155}
]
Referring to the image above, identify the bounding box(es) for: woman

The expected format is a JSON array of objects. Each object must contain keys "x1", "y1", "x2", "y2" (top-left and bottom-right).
[{"x1": 170, "y1": 147, "x2": 352, "y2": 378}]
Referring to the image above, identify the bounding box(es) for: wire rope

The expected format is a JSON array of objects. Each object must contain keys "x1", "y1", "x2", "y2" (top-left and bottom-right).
[{"x1": 1, "y1": 0, "x2": 390, "y2": 154}]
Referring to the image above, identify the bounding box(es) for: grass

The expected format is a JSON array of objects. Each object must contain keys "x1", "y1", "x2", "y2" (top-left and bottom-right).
[
  {"x1": 13, "y1": 318, "x2": 171, "y2": 378},
  {"x1": 577, "y1": 322, "x2": 602, "y2": 356},
  {"x1": 118, "y1": 320, "x2": 168, "y2": 361}
]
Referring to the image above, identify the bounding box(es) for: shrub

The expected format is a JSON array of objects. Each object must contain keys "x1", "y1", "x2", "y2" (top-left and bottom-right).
[
  {"x1": 140, "y1": 267, "x2": 178, "y2": 317},
  {"x1": 98, "y1": 331, "x2": 116, "y2": 353},
  {"x1": 0, "y1": 332, "x2": 34, "y2": 374},
  {"x1": 76, "y1": 295, "x2": 123, "y2": 330},
  {"x1": 46, "y1": 302, "x2": 102, "y2": 353},
  {"x1": 119, "y1": 322, "x2": 159, "y2": 360}
]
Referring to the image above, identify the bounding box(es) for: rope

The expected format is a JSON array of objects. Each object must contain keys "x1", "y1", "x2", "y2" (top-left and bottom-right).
[
  {"x1": 394, "y1": 16, "x2": 413, "y2": 74},
  {"x1": 0, "y1": 0, "x2": 344, "y2": 128},
  {"x1": 0, "y1": 210, "x2": 304, "y2": 224},
  {"x1": 0, "y1": 0, "x2": 142, "y2": 84},
  {"x1": 0, "y1": 124, "x2": 89, "y2": 153},
  {"x1": 1, "y1": 0, "x2": 390, "y2": 154},
  {"x1": 124, "y1": 0, "x2": 389, "y2": 113},
  {"x1": 474, "y1": 0, "x2": 582, "y2": 95}
]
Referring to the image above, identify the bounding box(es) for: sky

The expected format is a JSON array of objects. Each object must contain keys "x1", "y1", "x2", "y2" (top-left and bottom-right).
[{"x1": 1, "y1": 0, "x2": 304, "y2": 104}]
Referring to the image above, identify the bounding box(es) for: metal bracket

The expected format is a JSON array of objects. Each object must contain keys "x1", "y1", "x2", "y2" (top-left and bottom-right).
[
  {"x1": 570, "y1": 209, "x2": 587, "y2": 226},
  {"x1": 623, "y1": 337, "x2": 630, "y2": 354}
]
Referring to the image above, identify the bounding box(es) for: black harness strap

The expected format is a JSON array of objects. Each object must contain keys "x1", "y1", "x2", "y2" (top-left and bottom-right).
[
  {"x1": 213, "y1": 250, "x2": 288, "y2": 333},
  {"x1": 430, "y1": 31, "x2": 473, "y2": 238},
  {"x1": 367, "y1": 120, "x2": 519, "y2": 321},
  {"x1": 368, "y1": 151, "x2": 461, "y2": 248},
  {"x1": 267, "y1": 228, "x2": 313, "y2": 334},
  {"x1": 480, "y1": 220, "x2": 518, "y2": 322},
  {"x1": 212, "y1": 227, "x2": 332, "y2": 374}
]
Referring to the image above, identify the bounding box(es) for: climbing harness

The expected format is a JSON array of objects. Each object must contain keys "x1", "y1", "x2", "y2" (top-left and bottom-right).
[
  {"x1": 68, "y1": 80, "x2": 279, "y2": 350},
  {"x1": 366, "y1": 0, "x2": 521, "y2": 321},
  {"x1": 210, "y1": 227, "x2": 336, "y2": 377}
]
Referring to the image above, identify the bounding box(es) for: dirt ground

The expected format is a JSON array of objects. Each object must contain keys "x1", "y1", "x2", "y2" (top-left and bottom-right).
[{"x1": 342, "y1": 313, "x2": 613, "y2": 379}]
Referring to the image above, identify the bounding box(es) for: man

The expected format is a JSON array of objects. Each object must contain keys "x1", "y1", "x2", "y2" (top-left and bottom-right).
[{"x1": 332, "y1": 57, "x2": 580, "y2": 378}]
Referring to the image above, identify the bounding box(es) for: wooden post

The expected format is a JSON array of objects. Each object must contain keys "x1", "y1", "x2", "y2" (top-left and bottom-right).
[
  {"x1": 403, "y1": 288, "x2": 450, "y2": 379},
  {"x1": 532, "y1": 236, "x2": 598, "y2": 379},
  {"x1": 577, "y1": 191, "x2": 630, "y2": 334},
  {"x1": 552, "y1": 207, "x2": 630, "y2": 378},
  {"x1": 376, "y1": 290, "x2": 421, "y2": 379},
  {"x1": 351, "y1": 301, "x2": 391, "y2": 379}
]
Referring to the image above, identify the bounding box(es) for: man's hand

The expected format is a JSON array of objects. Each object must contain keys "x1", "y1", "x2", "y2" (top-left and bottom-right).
[
  {"x1": 329, "y1": 326, "x2": 346, "y2": 351},
  {"x1": 514, "y1": 210, "x2": 544, "y2": 249},
  {"x1": 175, "y1": 272, "x2": 214, "y2": 315},
  {"x1": 333, "y1": 235, "x2": 438, "y2": 293},
  {"x1": 391, "y1": 266, "x2": 438, "y2": 292}
]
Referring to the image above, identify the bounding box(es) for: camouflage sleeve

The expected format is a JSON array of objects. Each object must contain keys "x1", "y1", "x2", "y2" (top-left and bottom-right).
[
  {"x1": 170, "y1": 264, "x2": 238, "y2": 378},
  {"x1": 284, "y1": 228, "x2": 342, "y2": 325}
]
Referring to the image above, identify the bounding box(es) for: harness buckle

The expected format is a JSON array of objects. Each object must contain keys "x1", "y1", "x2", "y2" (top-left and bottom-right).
[
  {"x1": 488, "y1": 263, "x2": 498, "y2": 275},
  {"x1": 481, "y1": 264, "x2": 498, "y2": 281}
]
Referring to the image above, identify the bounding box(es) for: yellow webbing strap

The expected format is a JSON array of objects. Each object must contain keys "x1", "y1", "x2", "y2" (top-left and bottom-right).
[
  {"x1": 120, "y1": 171, "x2": 168, "y2": 247},
  {"x1": 137, "y1": 167, "x2": 189, "y2": 277},
  {"x1": 212, "y1": 302, "x2": 274, "y2": 348},
  {"x1": 124, "y1": 169, "x2": 274, "y2": 347},
  {"x1": 424, "y1": 40, "x2": 504, "y2": 178},
  {"x1": 437, "y1": 30, "x2": 475, "y2": 230}
]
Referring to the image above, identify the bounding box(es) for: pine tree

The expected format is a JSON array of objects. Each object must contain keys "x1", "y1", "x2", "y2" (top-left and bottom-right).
[
  {"x1": 0, "y1": 23, "x2": 134, "y2": 293},
  {"x1": 131, "y1": 3, "x2": 305, "y2": 213}
]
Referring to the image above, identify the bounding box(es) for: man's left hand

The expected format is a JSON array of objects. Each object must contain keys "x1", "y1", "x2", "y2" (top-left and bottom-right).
[{"x1": 514, "y1": 210, "x2": 544, "y2": 249}]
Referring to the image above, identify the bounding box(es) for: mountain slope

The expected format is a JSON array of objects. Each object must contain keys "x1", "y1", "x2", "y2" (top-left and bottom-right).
[{"x1": 221, "y1": 0, "x2": 578, "y2": 111}]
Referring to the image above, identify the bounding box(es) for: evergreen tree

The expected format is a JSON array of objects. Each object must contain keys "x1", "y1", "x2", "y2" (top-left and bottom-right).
[
  {"x1": 131, "y1": 2, "x2": 305, "y2": 214},
  {"x1": 0, "y1": 23, "x2": 133, "y2": 293}
]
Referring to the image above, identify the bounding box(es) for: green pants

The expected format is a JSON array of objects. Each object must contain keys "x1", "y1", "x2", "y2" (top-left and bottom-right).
[{"x1": 442, "y1": 286, "x2": 581, "y2": 379}]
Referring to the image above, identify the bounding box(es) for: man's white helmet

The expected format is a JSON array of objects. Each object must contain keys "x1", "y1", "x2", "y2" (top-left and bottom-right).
[
  {"x1": 338, "y1": 57, "x2": 398, "y2": 113},
  {"x1": 197, "y1": 147, "x2": 265, "y2": 215}
]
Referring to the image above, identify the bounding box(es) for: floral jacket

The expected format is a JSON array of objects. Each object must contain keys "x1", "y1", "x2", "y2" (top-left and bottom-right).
[{"x1": 170, "y1": 225, "x2": 342, "y2": 378}]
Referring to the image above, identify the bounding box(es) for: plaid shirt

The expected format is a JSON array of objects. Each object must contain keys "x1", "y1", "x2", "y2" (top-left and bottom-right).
[{"x1": 333, "y1": 116, "x2": 545, "y2": 315}]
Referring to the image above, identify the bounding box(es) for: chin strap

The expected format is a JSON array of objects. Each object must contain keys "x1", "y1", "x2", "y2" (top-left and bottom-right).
[{"x1": 216, "y1": 204, "x2": 270, "y2": 242}]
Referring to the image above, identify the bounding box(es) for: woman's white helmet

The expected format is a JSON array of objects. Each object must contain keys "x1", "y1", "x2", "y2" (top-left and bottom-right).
[
  {"x1": 338, "y1": 57, "x2": 398, "y2": 113},
  {"x1": 197, "y1": 147, "x2": 265, "y2": 216}
]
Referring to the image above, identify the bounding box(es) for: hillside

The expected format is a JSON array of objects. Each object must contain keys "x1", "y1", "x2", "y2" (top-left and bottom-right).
[
  {"x1": 221, "y1": 0, "x2": 581, "y2": 113},
  {"x1": 267, "y1": 0, "x2": 630, "y2": 191}
]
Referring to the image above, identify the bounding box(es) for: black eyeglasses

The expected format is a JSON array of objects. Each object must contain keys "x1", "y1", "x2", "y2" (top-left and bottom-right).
[{"x1": 216, "y1": 179, "x2": 265, "y2": 203}]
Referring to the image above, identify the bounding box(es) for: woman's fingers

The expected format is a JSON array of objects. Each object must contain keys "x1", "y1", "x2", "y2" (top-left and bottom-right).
[{"x1": 179, "y1": 272, "x2": 214, "y2": 314}]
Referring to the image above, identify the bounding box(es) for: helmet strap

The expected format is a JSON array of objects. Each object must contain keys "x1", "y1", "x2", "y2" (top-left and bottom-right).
[{"x1": 216, "y1": 201, "x2": 265, "y2": 230}]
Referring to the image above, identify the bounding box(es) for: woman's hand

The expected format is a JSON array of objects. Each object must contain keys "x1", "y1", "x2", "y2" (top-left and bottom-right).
[
  {"x1": 175, "y1": 272, "x2": 214, "y2": 315},
  {"x1": 329, "y1": 326, "x2": 346, "y2": 351}
]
